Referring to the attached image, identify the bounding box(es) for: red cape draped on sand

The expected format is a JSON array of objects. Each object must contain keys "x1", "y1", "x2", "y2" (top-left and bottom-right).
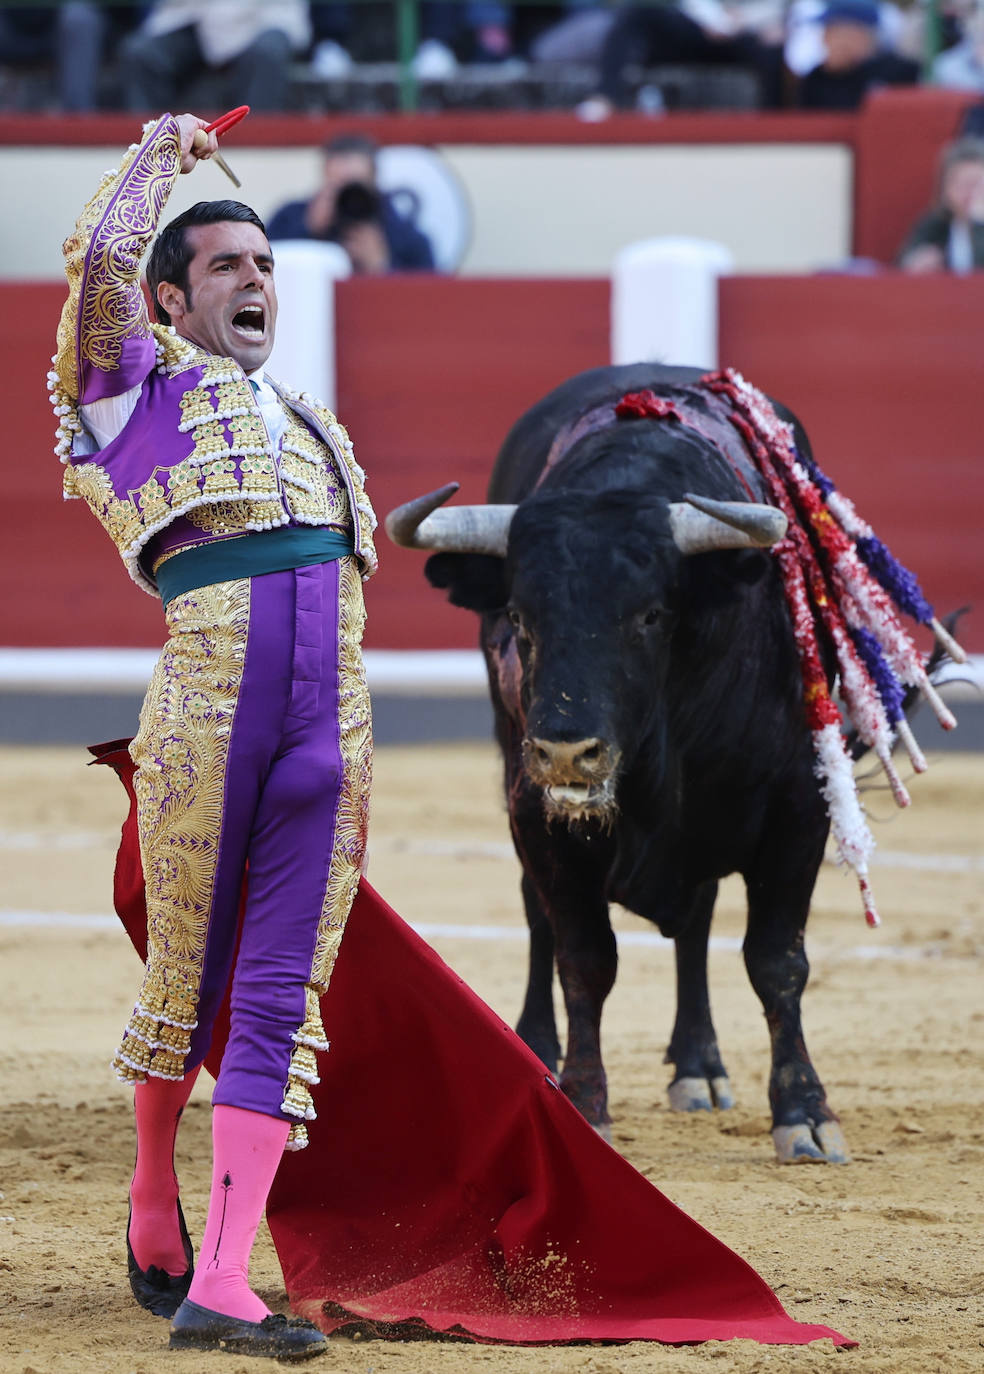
[{"x1": 91, "y1": 741, "x2": 852, "y2": 1349}]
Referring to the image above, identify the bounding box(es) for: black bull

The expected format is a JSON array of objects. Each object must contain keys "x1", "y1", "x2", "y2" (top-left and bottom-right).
[{"x1": 388, "y1": 363, "x2": 852, "y2": 1165}]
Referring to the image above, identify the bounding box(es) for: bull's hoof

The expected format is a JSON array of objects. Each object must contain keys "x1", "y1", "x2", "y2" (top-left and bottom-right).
[
  {"x1": 710, "y1": 1075, "x2": 735, "y2": 1110},
  {"x1": 668, "y1": 1075, "x2": 734, "y2": 1112},
  {"x1": 773, "y1": 1121, "x2": 850, "y2": 1164}
]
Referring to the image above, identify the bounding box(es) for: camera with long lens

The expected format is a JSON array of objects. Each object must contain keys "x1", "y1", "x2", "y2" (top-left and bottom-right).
[{"x1": 331, "y1": 181, "x2": 383, "y2": 234}]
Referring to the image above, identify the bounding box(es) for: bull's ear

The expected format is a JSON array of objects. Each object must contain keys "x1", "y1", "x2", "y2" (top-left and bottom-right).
[{"x1": 425, "y1": 553, "x2": 509, "y2": 613}]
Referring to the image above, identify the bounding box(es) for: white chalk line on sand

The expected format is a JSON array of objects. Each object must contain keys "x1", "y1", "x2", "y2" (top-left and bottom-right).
[
  {"x1": 1, "y1": 647, "x2": 981, "y2": 699},
  {"x1": 0, "y1": 830, "x2": 980, "y2": 874},
  {"x1": 0, "y1": 909, "x2": 972, "y2": 964}
]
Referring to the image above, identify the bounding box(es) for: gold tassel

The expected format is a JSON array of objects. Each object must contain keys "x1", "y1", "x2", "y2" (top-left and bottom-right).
[{"x1": 285, "y1": 1122, "x2": 309, "y2": 1151}]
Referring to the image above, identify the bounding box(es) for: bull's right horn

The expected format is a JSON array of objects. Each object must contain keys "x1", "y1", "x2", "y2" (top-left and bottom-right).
[
  {"x1": 669, "y1": 493, "x2": 788, "y2": 555},
  {"x1": 385, "y1": 482, "x2": 517, "y2": 557}
]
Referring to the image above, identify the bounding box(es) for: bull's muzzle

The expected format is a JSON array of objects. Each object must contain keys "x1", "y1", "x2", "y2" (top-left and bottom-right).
[{"x1": 522, "y1": 736, "x2": 620, "y2": 821}]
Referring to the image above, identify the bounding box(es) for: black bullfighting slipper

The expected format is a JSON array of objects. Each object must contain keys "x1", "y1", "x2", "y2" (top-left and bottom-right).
[
  {"x1": 169, "y1": 1300, "x2": 329, "y2": 1359},
  {"x1": 126, "y1": 1198, "x2": 194, "y2": 1318}
]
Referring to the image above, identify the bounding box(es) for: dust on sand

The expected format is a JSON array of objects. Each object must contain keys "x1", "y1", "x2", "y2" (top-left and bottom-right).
[{"x1": 0, "y1": 743, "x2": 981, "y2": 1374}]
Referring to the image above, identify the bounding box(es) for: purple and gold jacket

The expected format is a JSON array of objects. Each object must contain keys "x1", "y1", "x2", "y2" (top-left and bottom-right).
[{"x1": 50, "y1": 114, "x2": 377, "y2": 596}]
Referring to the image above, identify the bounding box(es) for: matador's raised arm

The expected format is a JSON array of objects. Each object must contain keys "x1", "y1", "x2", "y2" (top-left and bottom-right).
[{"x1": 53, "y1": 114, "x2": 182, "y2": 407}]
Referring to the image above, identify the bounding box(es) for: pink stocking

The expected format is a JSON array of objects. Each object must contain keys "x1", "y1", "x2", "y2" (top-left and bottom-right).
[
  {"x1": 129, "y1": 1067, "x2": 201, "y2": 1275},
  {"x1": 186, "y1": 1104, "x2": 290, "y2": 1322}
]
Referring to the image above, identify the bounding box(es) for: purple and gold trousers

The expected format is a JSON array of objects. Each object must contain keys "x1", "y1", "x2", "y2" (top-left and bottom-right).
[{"x1": 112, "y1": 557, "x2": 371, "y2": 1149}]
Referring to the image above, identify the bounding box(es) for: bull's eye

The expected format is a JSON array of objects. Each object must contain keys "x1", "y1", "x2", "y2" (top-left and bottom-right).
[
  {"x1": 631, "y1": 605, "x2": 668, "y2": 641},
  {"x1": 508, "y1": 607, "x2": 526, "y2": 635}
]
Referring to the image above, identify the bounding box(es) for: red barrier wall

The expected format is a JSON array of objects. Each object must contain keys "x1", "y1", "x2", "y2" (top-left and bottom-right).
[
  {"x1": 718, "y1": 273, "x2": 983, "y2": 650},
  {"x1": 335, "y1": 277, "x2": 609, "y2": 647},
  {"x1": 3, "y1": 275, "x2": 980, "y2": 652}
]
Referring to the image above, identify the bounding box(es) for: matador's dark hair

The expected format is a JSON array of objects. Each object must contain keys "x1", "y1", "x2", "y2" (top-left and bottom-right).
[{"x1": 146, "y1": 200, "x2": 269, "y2": 326}]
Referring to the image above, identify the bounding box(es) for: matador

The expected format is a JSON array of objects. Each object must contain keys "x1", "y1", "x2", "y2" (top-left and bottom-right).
[{"x1": 50, "y1": 111, "x2": 375, "y2": 1360}]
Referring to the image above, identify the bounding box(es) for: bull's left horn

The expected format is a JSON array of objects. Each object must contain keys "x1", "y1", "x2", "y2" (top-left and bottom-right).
[
  {"x1": 385, "y1": 483, "x2": 518, "y2": 557},
  {"x1": 669, "y1": 493, "x2": 787, "y2": 555}
]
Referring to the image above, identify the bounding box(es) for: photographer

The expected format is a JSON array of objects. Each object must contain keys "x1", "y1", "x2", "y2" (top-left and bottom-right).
[{"x1": 266, "y1": 133, "x2": 437, "y2": 274}]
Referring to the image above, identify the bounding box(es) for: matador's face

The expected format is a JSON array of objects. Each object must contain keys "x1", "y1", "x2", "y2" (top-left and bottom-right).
[{"x1": 158, "y1": 220, "x2": 279, "y2": 375}]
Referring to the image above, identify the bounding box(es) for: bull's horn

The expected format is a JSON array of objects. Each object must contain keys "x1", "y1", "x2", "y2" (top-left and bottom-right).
[
  {"x1": 669, "y1": 493, "x2": 788, "y2": 554},
  {"x1": 385, "y1": 483, "x2": 517, "y2": 557}
]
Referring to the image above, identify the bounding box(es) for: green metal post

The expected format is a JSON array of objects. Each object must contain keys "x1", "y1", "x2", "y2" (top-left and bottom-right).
[
  {"x1": 923, "y1": 0, "x2": 942, "y2": 79},
  {"x1": 395, "y1": 0, "x2": 420, "y2": 113}
]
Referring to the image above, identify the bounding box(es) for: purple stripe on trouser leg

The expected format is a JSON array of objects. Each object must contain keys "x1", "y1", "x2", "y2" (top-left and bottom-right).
[
  {"x1": 182, "y1": 569, "x2": 299, "y2": 1073},
  {"x1": 212, "y1": 561, "x2": 358, "y2": 1121}
]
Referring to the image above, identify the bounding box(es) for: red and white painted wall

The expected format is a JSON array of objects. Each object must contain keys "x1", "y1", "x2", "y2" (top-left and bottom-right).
[{"x1": 1, "y1": 90, "x2": 980, "y2": 696}]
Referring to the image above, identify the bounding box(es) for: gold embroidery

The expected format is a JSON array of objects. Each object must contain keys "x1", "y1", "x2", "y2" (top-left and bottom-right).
[
  {"x1": 55, "y1": 118, "x2": 180, "y2": 399},
  {"x1": 167, "y1": 459, "x2": 203, "y2": 511},
  {"x1": 227, "y1": 409, "x2": 268, "y2": 455},
  {"x1": 113, "y1": 578, "x2": 251, "y2": 1084},
  {"x1": 214, "y1": 378, "x2": 253, "y2": 416},
  {"x1": 155, "y1": 323, "x2": 209, "y2": 378},
  {"x1": 273, "y1": 384, "x2": 377, "y2": 578},
  {"x1": 201, "y1": 456, "x2": 240, "y2": 501},
  {"x1": 71, "y1": 461, "x2": 142, "y2": 554},
  {"x1": 179, "y1": 388, "x2": 216, "y2": 431},
  {"x1": 239, "y1": 452, "x2": 279, "y2": 501},
  {"x1": 280, "y1": 557, "x2": 372, "y2": 1140},
  {"x1": 278, "y1": 403, "x2": 352, "y2": 528},
  {"x1": 137, "y1": 473, "x2": 170, "y2": 529},
  {"x1": 185, "y1": 501, "x2": 288, "y2": 536}
]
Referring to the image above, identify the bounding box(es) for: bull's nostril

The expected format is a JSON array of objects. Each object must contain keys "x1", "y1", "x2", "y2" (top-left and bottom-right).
[
  {"x1": 535, "y1": 745, "x2": 551, "y2": 766},
  {"x1": 581, "y1": 744, "x2": 601, "y2": 762}
]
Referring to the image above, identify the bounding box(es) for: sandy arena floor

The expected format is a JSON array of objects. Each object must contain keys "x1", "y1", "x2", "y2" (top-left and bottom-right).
[{"x1": 0, "y1": 740, "x2": 982, "y2": 1374}]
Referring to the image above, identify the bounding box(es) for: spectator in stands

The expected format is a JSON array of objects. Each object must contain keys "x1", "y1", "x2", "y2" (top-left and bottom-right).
[
  {"x1": 120, "y1": 0, "x2": 311, "y2": 112},
  {"x1": 898, "y1": 136, "x2": 984, "y2": 273},
  {"x1": 414, "y1": 2, "x2": 516, "y2": 71},
  {"x1": 307, "y1": 1, "x2": 356, "y2": 77},
  {"x1": 528, "y1": 3, "x2": 617, "y2": 69},
  {"x1": 266, "y1": 133, "x2": 437, "y2": 274},
  {"x1": 932, "y1": 8, "x2": 984, "y2": 91},
  {"x1": 574, "y1": 0, "x2": 787, "y2": 120},
  {"x1": 0, "y1": 3, "x2": 142, "y2": 110},
  {"x1": 0, "y1": 7, "x2": 57, "y2": 108},
  {"x1": 308, "y1": 1, "x2": 515, "y2": 79},
  {"x1": 795, "y1": 0, "x2": 919, "y2": 108}
]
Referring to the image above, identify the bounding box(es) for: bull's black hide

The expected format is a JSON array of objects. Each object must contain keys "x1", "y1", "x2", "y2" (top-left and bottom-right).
[{"x1": 421, "y1": 363, "x2": 850, "y2": 1164}]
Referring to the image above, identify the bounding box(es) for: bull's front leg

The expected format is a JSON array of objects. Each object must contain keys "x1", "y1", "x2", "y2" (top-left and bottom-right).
[
  {"x1": 744, "y1": 818, "x2": 849, "y2": 1164},
  {"x1": 515, "y1": 871, "x2": 561, "y2": 1074},
  {"x1": 509, "y1": 786, "x2": 617, "y2": 1134},
  {"x1": 667, "y1": 880, "x2": 735, "y2": 1112},
  {"x1": 554, "y1": 894, "x2": 617, "y2": 1136}
]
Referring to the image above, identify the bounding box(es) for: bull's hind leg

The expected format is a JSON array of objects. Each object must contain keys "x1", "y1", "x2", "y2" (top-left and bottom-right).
[
  {"x1": 744, "y1": 822, "x2": 849, "y2": 1164},
  {"x1": 667, "y1": 880, "x2": 735, "y2": 1112}
]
